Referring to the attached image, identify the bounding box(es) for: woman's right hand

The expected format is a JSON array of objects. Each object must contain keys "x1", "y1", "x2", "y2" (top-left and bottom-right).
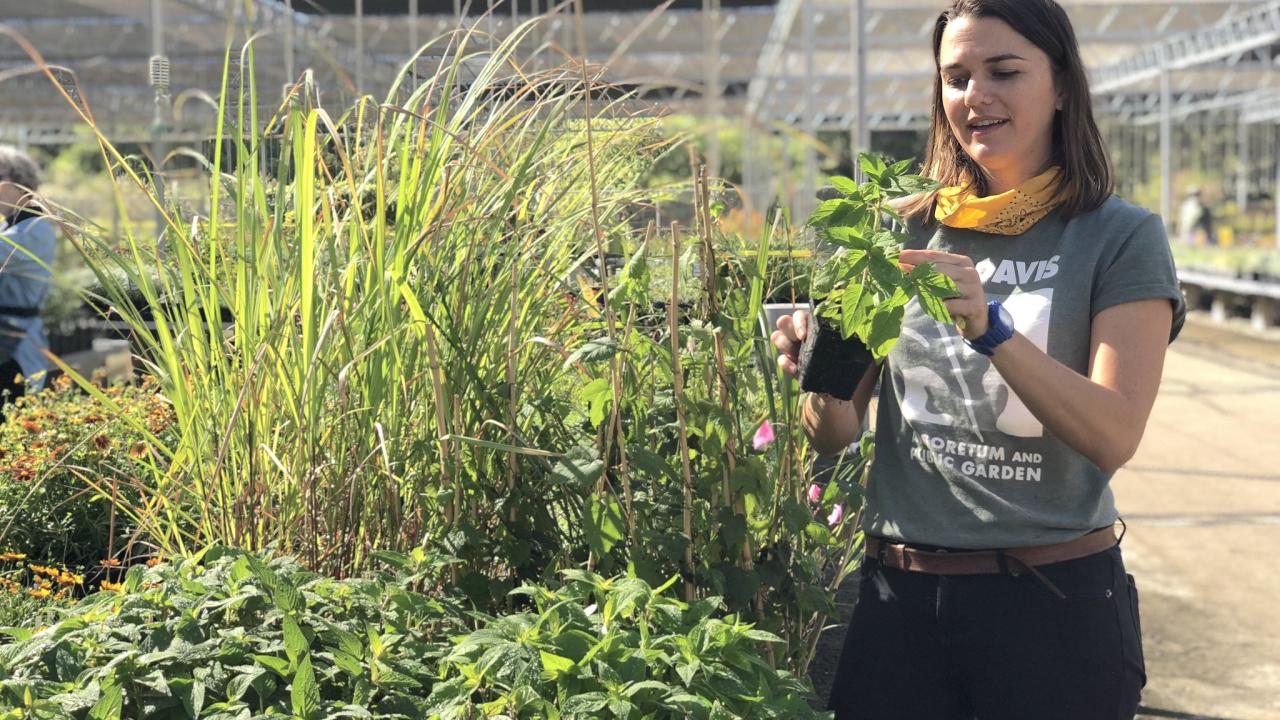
[{"x1": 770, "y1": 310, "x2": 810, "y2": 377}]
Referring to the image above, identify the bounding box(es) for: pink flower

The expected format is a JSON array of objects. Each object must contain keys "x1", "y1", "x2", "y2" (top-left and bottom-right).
[
  {"x1": 753, "y1": 420, "x2": 775, "y2": 450},
  {"x1": 807, "y1": 483, "x2": 823, "y2": 504},
  {"x1": 827, "y1": 503, "x2": 845, "y2": 527}
]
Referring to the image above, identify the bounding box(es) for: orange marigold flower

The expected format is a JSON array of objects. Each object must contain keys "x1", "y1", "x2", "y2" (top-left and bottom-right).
[
  {"x1": 56, "y1": 572, "x2": 83, "y2": 586},
  {"x1": 99, "y1": 580, "x2": 124, "y2": 593},
  {"x1": 0, "y1": 551, "x2": 26, "y2": 562},
  {"x1": 28, "y1": 564, "x2": 58, "y2": 576},
  {"x1": 145, "y1": 557, "x2": 162, "y2": 567},
  {"x1": 27, "y1": 588, "x2": 52, "y2": 600}
]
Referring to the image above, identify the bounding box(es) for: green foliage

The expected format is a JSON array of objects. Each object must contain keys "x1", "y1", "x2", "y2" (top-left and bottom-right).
[
  {"x1": 0, "y1": 552, "x2": 829, "y2": 719},
  {"x1": 808, "y1": 154, "x2": 960, "y2": 359},
  {"x1": 0, "y1": 378, "x2": 172, "y2": 568},
  {"x1": 1173, "y1": 244, "x2": 1280, "y2": 280},
  {"x1": 20, "y1": 16, "x2": 870, "y2": 691},
  {"x1": 58, "y1": 21, "x2": 665, "y2": 583},
  {"x1": 428, "y1": 570, "x2": 827, "y2": 719},
  {"x1": 0, "y1": 548, "x2": 462, "y2": 719}
]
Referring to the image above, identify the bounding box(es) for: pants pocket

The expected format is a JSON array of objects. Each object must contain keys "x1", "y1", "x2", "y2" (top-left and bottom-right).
[{"x1": 1126, "y1": 572, "x2": 1147, "y2": 688}]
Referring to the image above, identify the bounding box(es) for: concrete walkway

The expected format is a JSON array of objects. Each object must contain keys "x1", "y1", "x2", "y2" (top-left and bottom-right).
[{"x1": 1117, "y1": 317, "x2": 1280, "y2": 720}]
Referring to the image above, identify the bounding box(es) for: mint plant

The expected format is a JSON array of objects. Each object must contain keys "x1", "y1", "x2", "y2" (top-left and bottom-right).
[{"x1": 808, "y1": 154, "x2": 960, "y2": 360}]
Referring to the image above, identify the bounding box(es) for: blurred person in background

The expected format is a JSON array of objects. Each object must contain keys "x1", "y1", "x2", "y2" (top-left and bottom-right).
[
  {"x1": 0, "y1": 145, "x2": 56, "y2": 420},
  {"x1": 1178, "y1": 186, "x2": 1216, "y2": 245}
]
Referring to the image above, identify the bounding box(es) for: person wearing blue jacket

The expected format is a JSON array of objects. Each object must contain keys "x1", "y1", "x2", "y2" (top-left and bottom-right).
[{"x1": 0, "y1": 145, "x2": 56, "y2": 419}]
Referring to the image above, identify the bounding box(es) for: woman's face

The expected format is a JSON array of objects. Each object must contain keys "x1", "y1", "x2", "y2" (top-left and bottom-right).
[{"x1": 938, "y1": 16, "x2": 1061, "y2": 194}]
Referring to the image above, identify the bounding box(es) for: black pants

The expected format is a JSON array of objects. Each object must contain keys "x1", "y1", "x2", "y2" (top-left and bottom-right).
[
  {"x1": 828, "y1": 544, "x2": 1146, "y2": 720},
  {"x1": 0, "y1": 360, "x2": 23, "y2": 421}
]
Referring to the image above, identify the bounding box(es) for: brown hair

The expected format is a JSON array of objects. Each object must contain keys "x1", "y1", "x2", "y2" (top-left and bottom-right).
[{"x1": 902, "y1": 0, "x2": 1113, "y2": 223}]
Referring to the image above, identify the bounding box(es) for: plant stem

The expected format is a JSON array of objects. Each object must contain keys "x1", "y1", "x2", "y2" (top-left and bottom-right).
[{"x1": 669, "y1": 223, "x2": 696, "y2": 603}]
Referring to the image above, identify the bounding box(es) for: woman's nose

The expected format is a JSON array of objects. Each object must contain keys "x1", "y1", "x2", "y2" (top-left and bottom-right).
[{"x1": 964, "y1": 79, "x2": 992, "y2": 107}]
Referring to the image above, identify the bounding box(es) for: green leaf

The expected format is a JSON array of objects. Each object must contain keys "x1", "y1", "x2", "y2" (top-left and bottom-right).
[
  {"x1": 864, "y1": 288, "x2": 911, "y2": 360},
  {"x1": 839, "y1": 278, "x2": 874, "y2": 340},
  {"x1": 581, "y1": 377, "x2": 613, "y2": 429},
  {"x1": 908, "y1": 264, "x2": 961, "y2": 323},
  {"x1": 226, "y1": 669, "x2": 264, "y2": 702},
  {"x1": 539, "y1": 650, "x2": 575, "y2": 680},
  {"x1": 254, "y1": 654, "x2": 292, "y2": 678},
  {"x1": 584, "y1": 495, "x2": 626, "y2": 557},
  {"x1": 550, "y1": 446, "x2": 605, "y2": 488},
  {"x1": 87, "y1": 686, "x2": 123, "y2": 720},
  {"x1": 859, "y1": 153, "x2": 888, "y2": 182},
  {"x1": 827, "y1": 176, "x2": 859, "y2": 197},
  {"x1": 807, "y1": 198, "x2": 845, "y2": 227},
  {"x1": 892, "y1": 174, "x2": 941, "y2": 197},
  {"x1": 332, "y1": 649, "x2": 364, "y2": 677},
  {"x1": 283, "y1": 615, "x2": 309, "y2": 666},
  {"x1": 562, "y1": 692, "x2": 609, "y2": 714},
  {"x1": 866, "y1": 247, "x2": 903, "y2": 292},
  {"x1": 566, "y1": 336, "x2": 621, "y2": 368},
  {"x1": 675, "y1": 661, "x2": 700, "y2": 687},
  {"x1": 291, "y1": 655, "x2": 320, "y2": 720},
  {"x1": 275, "y1": 582, "x2": 302, "y2": 613},
  {"x1": 172, "y1": 678, "x2": 206, "y2": 719}
]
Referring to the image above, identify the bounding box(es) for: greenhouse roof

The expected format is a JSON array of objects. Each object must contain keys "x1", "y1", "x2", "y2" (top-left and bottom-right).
[{"x1": 1, "y1": 0, "x2": 1278, "y2": 143}]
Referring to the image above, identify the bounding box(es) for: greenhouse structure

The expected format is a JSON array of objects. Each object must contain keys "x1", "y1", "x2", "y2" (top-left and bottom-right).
[{"x1": 1, "y1": 3, "x2": 1279, "y2": 719}]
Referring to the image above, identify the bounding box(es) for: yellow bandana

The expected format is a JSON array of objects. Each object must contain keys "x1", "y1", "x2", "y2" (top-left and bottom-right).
[{"x1": 934, "y1": 167, "x2": 1063, "y2": 235}]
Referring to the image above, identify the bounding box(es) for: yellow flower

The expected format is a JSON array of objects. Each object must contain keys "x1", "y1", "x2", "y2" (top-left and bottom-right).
[
  {"x1": 99, "y1": 580, "x2": 124, "y2": 593},
  {"x1": 0, "y1": 552, "x2": 25, "y2": 562},
  {"x1": 27, "y1": 588, "x2": 52, "y2": 599}
]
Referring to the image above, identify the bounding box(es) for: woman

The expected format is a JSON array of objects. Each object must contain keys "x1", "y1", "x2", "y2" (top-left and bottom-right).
[
  {"x1": 0, "y1": 145, "x2": 56, "y2": 417},
  {"x1": 772, "y1": 1, "x2": 1183, "y2": 718}
]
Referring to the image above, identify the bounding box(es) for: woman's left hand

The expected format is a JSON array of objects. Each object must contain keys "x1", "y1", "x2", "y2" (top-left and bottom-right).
[{"x1": 898, "y1": 249, "x2": 988, "y2": 340}]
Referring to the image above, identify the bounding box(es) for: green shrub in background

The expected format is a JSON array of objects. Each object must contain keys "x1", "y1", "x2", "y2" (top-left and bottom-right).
[
  {"x1": 0, "y1": 549, "x2": 827, "y2": 719},
  {"x1": 18, "y1": 10, "x2": 866, "y2": 692},
  {"x1": 0, "y1": 378, "x2": 173, "y2": 568}
]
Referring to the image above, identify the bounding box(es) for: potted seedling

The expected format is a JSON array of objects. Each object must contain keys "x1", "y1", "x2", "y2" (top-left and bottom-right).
[{"x1": 797, "y1": 154, "x2": 960, "y2": 399}]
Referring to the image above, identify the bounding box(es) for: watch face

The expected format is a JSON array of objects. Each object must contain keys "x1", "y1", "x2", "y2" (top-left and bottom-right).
[{"x1": 997, "y1": 304, "x2": 1013, "y2": 329}]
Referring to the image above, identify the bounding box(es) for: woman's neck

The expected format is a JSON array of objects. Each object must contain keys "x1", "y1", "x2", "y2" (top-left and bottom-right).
[{"x1": 979, "y1": 159, "x2": 1055, "y2": 197}]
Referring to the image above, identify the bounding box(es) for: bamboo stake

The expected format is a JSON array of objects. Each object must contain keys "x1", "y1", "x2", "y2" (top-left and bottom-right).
[{"x1": 669, "y1": 222, "x2": 696, "y2": 602}]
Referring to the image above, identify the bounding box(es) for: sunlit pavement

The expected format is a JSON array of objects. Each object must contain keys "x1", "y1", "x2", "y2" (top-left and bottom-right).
[{"x1": 1116, "y1": 316, "x2": 1280, "y2": 720}]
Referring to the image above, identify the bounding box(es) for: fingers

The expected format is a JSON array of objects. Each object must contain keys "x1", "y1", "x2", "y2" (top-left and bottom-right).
[
  {"x1": 777, "y1": 351, "x2": 799, "y2": 377},
  {"x1": 898, "y1": 249, "x2": 972, "y2": 268},
  {"x1": 899, "y1": 250, "x2": 988, "y2": 338},
  {"x1": 771, "y1": 310, "x2": 811, "y2": 378}
]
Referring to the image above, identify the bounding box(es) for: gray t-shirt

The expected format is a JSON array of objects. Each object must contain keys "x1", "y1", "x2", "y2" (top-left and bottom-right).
[{"x1": 864, "y1": 196, "x2": 1186, "y2": 549}]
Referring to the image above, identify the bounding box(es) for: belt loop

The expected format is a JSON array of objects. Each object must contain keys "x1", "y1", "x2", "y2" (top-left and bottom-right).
[
  {"x1": 995, "y1": 548, "x2": 1009, "y2": 575},
  {"x1": 1116, "y1": 517, "x2": 1127, "y2": 546}
]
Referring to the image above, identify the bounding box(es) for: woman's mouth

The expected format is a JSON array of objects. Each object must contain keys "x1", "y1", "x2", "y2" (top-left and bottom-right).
[{"x1": 970, "y1": 118, "x2": 1008, "y2": 135}]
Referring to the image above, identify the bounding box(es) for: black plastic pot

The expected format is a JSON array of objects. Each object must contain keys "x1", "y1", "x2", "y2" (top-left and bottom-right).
[{"x1": 797, "y1": 314, "x2": 876, "y2": 401}]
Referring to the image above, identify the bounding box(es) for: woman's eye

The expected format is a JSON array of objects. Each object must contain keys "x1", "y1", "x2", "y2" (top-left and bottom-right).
[
  {"x1": 945, "y1": 76, "x2": 968, "y2": 88},
  {"x1": 992, "y1": 70, "x2": 1019, "y2": 80}
]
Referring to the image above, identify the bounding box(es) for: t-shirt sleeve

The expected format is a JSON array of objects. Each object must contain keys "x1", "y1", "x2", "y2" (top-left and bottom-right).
[{"x1": 1091, "y1": 212, "x2": 1186, "y2": 343}]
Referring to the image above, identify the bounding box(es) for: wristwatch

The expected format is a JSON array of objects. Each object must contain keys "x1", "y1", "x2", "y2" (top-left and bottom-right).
[{"x1": 964, "y1": 301, "x2": 1014, "y2": 356}]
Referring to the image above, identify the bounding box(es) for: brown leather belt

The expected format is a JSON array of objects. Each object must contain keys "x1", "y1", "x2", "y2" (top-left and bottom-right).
[{"x1": 865, "y1": 526, "x2": 1119, "y2": 577}]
